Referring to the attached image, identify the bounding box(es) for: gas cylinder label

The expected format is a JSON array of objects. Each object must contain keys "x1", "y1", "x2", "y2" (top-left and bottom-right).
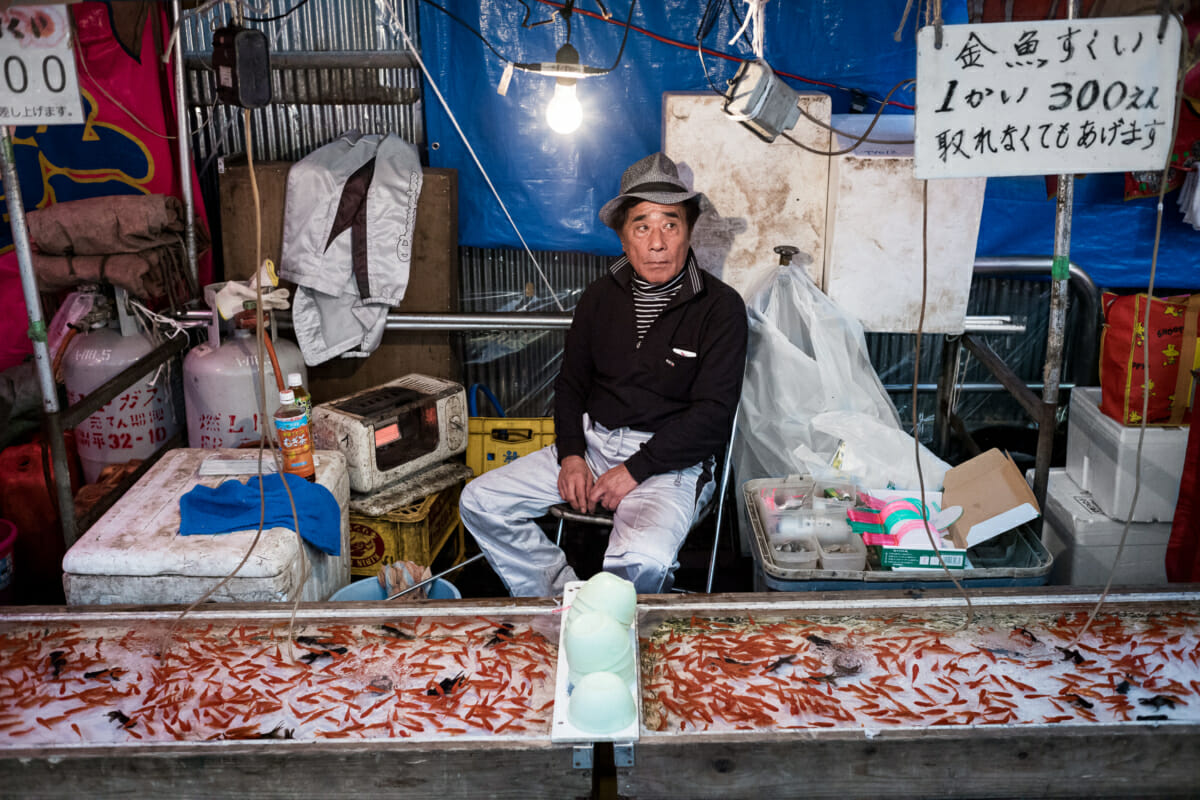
[{"x1": 196, "y1": 413, "x2": 260, "y2": 449}]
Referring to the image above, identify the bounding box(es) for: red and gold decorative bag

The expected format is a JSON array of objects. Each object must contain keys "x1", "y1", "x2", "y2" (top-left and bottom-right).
[{"x1": 1099, "y1": 293, "x2": 1199, "y2": 426}]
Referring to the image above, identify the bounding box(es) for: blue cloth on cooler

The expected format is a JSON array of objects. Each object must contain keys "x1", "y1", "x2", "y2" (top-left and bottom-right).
[{"x1": 179, "y1": 472, "x2": 341, "y2": 555}]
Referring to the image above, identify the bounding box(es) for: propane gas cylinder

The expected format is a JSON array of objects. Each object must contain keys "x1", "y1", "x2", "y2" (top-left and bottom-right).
[
  {"x1": 183, "y1": 328, "x2": 307, "y2": 448},
  {"x1": 63, "y1": 324, "x2": 182, "y2": 484}
]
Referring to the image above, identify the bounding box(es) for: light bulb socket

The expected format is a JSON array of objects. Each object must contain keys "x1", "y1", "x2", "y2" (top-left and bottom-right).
[{"x1": 555, "y1": 43, "x2": 579, "y2": 86}]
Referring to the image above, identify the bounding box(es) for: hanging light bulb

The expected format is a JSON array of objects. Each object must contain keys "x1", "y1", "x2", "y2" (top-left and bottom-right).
[
  {"x1": 545, "y1": 44, "x2": 582, "y2": 135},
  {"x1": 546, "y1": 80, "x2": 582, "y2": 134}
]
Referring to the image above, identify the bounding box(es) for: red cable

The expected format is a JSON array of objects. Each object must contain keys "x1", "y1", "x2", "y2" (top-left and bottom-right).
[{"x1": 535, "y1": 0, "x2": 916, "y2": 110}]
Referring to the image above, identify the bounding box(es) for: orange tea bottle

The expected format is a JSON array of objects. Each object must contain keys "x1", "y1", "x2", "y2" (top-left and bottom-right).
[{"x1": 273, "y1": 389, "x2": 316, "y2": 482}]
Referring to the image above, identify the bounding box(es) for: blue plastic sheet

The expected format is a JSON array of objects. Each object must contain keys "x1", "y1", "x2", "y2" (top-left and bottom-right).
[{"x1": 419, "y1": 1, "x2": 1196, "y2": 289}]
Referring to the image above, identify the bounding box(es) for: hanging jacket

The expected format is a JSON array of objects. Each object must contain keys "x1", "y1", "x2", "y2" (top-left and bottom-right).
[{"x1": 280, "y1": 131, "x2": 422, "y2": 365}]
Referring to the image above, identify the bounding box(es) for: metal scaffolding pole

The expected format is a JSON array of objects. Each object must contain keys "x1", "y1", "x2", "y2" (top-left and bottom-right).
[
  {"x1": 1, "y1": 126, "x2": 78, "y2": 547},
  {"x1": 171, "y1": 0, "x2": 198, "y2": 287}
]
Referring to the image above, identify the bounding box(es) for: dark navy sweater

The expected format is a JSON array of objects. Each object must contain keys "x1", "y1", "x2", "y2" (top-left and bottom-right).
[{"x1": 553, "y1": 250, "x2": 748, "y2": 483}]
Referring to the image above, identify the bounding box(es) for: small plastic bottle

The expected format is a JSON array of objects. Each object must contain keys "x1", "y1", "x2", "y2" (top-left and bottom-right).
[
  {"x1": 287, "y1": 372, "x2": 312, "y2": 416},
  {"x1": 273, "y1": 388, "x2": 316, "y2": 482}
]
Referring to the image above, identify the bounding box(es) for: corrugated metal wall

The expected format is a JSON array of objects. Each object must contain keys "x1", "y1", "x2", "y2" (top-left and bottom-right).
[
  {"x1": 459, "y1": 247, "x2": 607, "y2": 417},
  {"x1": 183, "y1": 0, "x2": 423, "y2": 166}
]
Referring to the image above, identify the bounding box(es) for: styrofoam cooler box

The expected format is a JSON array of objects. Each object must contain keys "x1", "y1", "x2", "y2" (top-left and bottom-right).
[
  {"x1": 1066, "y1": 386, "x2": 1187, "y2": 522},
  {"x1": 1040, "y1": 468, "x2": 1170, "y2": 587},
  {"x1": 63, "y1": 448, "x2": 350, "y2": 605}
]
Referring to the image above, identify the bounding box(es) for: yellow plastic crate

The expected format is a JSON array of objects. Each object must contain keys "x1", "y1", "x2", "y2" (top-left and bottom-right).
[
  {"x1": 349, "y1": 483, "x2": 463, "y2": 577},
  {"x1": 466, "y1": 417, "x2": 555, "y2": 478}
]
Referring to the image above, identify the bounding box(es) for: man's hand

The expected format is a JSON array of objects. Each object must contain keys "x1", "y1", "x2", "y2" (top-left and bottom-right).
[
  {"x1": 588, "y1": 464, "x2": 638, "y2": 512},
  {"x1": 557, "y1": 455, "x2": 595, "y2": 513}
]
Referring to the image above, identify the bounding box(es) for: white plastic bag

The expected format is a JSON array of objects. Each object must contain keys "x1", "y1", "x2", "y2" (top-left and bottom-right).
[
  {"x1": 734, "y1": 265, "x2": 945, "y2": 500},
  {"x1": 791, "y1": 411, "x2": 950, "y2": 491}
]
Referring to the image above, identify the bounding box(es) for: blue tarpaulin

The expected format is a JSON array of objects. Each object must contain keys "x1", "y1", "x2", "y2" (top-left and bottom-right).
[{"x1": 419, "y1": 1, "x2": 1196, "y2": 289}]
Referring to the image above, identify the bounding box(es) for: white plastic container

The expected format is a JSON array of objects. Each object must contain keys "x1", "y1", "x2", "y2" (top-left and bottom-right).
[
  {"x1": 1065, "y1": 387, "x2": 1187, "y2": 522},
  {"x1": 62, "y1": 448, "x2": 350, "y2": 604},
  {"x1": 1040, "y1": 468, "x2": 1170, "y2": 587},
  {"x1": 769, "y1": 534, "x2": 820, "y2": 569},
  {"x1": 775, "y1": 509, "x2": 853, "y2": 546},
  {"x1": 817, "y1": 532, "x2": 868, "y2": 572}
]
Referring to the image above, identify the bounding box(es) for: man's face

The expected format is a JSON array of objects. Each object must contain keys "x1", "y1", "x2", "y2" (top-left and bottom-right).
[{"x1": 618, "y1": 201, "x2": 690, "y2": 285}]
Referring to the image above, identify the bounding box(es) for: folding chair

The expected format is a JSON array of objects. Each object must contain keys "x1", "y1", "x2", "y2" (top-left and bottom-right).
[{"x1": 549, "y1": 415, "x2": 738, "y2": 593}]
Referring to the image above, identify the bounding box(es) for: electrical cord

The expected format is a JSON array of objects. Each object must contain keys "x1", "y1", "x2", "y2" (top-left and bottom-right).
[
  {"x1": 170, "y1": 106, "x2": 310, "y2": 648},
  {"x1": 73, "y1": 37, "x2": 176, "y2": 140},
  {"x1": 1068, "y1": 44, "x2": 1196, "y2": 648},
  {"x1": 243, "y1": 0, "x2": 312, "y2": 23},
  {"x1": 914, "y1": 178, "x2": 974, "y2": 628},
  {"x1": 795, "y1": 102, "x2": 914, "y2": 145},
  {"x1": 779, "y1": 78, "x2": 916, "y2": 157},
  {"x1": 377, "y1": 0, "x2": 567, "y2": 313},
  {"x1": 531, "y1": 0, "x2": 915, "y2": 109},
  {"x1": 417, "y1": 0, "x2": 514, "y2": 63}
]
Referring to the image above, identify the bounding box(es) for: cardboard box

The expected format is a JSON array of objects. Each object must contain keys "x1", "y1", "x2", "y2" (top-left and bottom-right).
[{"x1": 879, "y1": 449, "x2": 1041, "y2": 570}]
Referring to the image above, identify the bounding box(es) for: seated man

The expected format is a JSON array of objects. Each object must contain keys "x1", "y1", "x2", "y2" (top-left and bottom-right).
[{"x1": 459, "y1": 152, "x2": 748, "y2": 596}]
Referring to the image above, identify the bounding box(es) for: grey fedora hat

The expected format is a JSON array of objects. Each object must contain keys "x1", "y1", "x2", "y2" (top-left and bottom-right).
[{"x1": 598, "y1": 152, "x2": 710, "y2": 230}]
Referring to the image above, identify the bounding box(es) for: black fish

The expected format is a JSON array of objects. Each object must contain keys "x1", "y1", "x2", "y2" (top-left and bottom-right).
[
  {"x1": 256, "y1": 722, "x2": 294, "y2": 739},
  {"x1": 48, "y1": 650, "x2": 67, "y2": 678},
  {"x1": 1056, "y1": 646, "x2": 1085, "y2": 666},
  {"x1": 426, "y1": 672, "x2": 466, "y2": 696},
  {"x1": 1067, "y1": 694, "x2": 1094, "y2": 710},
  {"x1": 981, "y1": 646, "x2": 1020, "y2": 658},
  {"x1": 84, "y1": 668, "x2": 123, "y2": 681},
  {"x1": 106, "y1": 710, "x2": 134, "y2": 728},
  {"x1": 1014, "y1": 627, "x2": 1040, "y2": 645},
  {"x1": 485, "y1": 622, "x2": 516, "y2": 648},
  {"x1": 1116, "y1": 680, "x2": 1131, "y2": 695},
  {"x1": 1139, "y1": 695, "x2": 1177, "y2": 710},
  {"x1": 804, "y1": 674, "x2": 840, "y2": 685},
  {"x1": 805, "y1": 634, "x2": 835, "y2": 648},
  {"x1": 723, "y1": 657, "x2": 748, "y2": 665},
  {"x1": 298, "y1": 646, "x2": 347, "y2": 665},
  {"x1": 381, "y1": 625, "x2": 414, "y2": 640},
  {"x1": 766, "y1": 655, "x2": 795, "y2": 673},
  {"x1": 1136, "y1": 714, "x2": 1169, "y2": 721},
  {"x1": 296, "y1": 636, "x2": 332, "y2": 646}
]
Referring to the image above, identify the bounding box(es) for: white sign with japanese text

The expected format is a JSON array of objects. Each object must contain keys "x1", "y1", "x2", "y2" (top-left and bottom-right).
[
  {"x1": 915, "y1": 17, "x2": 1182, "y2": 178},
  {"x1": 0, "y1": 6, "x2": 83, "y2": 126}
]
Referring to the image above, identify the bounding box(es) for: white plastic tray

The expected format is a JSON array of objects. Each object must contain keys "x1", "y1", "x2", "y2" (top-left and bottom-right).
[{"x1": 549, "y1": 581, "x2": 641, "y2": 745}]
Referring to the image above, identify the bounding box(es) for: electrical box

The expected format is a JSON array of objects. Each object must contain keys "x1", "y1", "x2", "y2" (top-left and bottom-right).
[{"x1": 212, "y1": 25, "x2": 271, "y2": 109}]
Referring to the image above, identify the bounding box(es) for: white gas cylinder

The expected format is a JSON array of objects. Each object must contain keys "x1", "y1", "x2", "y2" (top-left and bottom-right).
[
  {"x1": 183, "y1": 328, "x2": 307, "y2": 448},
  {"x1": 63, "y1": 325, "x2": 182, "y2": 484}
]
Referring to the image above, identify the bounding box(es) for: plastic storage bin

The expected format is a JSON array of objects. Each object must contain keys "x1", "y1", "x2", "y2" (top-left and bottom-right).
[
  {"x1": 1066, "y1": 387, "x2": 1187, "y2": 522},
  {"x1": 466, "y1": 417, "x2": 556, "y2": 478},
  {"x1": 1040, "y1": 468, "x2": 1170, "y2": 586},
  {"x1": 744, "y1": 477, "x2": 1053, "y2": 591}
]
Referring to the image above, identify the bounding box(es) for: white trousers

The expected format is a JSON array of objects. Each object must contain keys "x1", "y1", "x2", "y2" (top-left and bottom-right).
[{"x1": 459, "y1": 418, "x2": 713, "y2": 597}]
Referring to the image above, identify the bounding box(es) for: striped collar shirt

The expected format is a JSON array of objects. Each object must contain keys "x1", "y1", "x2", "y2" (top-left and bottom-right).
[{"x1": 630, "y1": 268, "x2": 685, "y2": 344}]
